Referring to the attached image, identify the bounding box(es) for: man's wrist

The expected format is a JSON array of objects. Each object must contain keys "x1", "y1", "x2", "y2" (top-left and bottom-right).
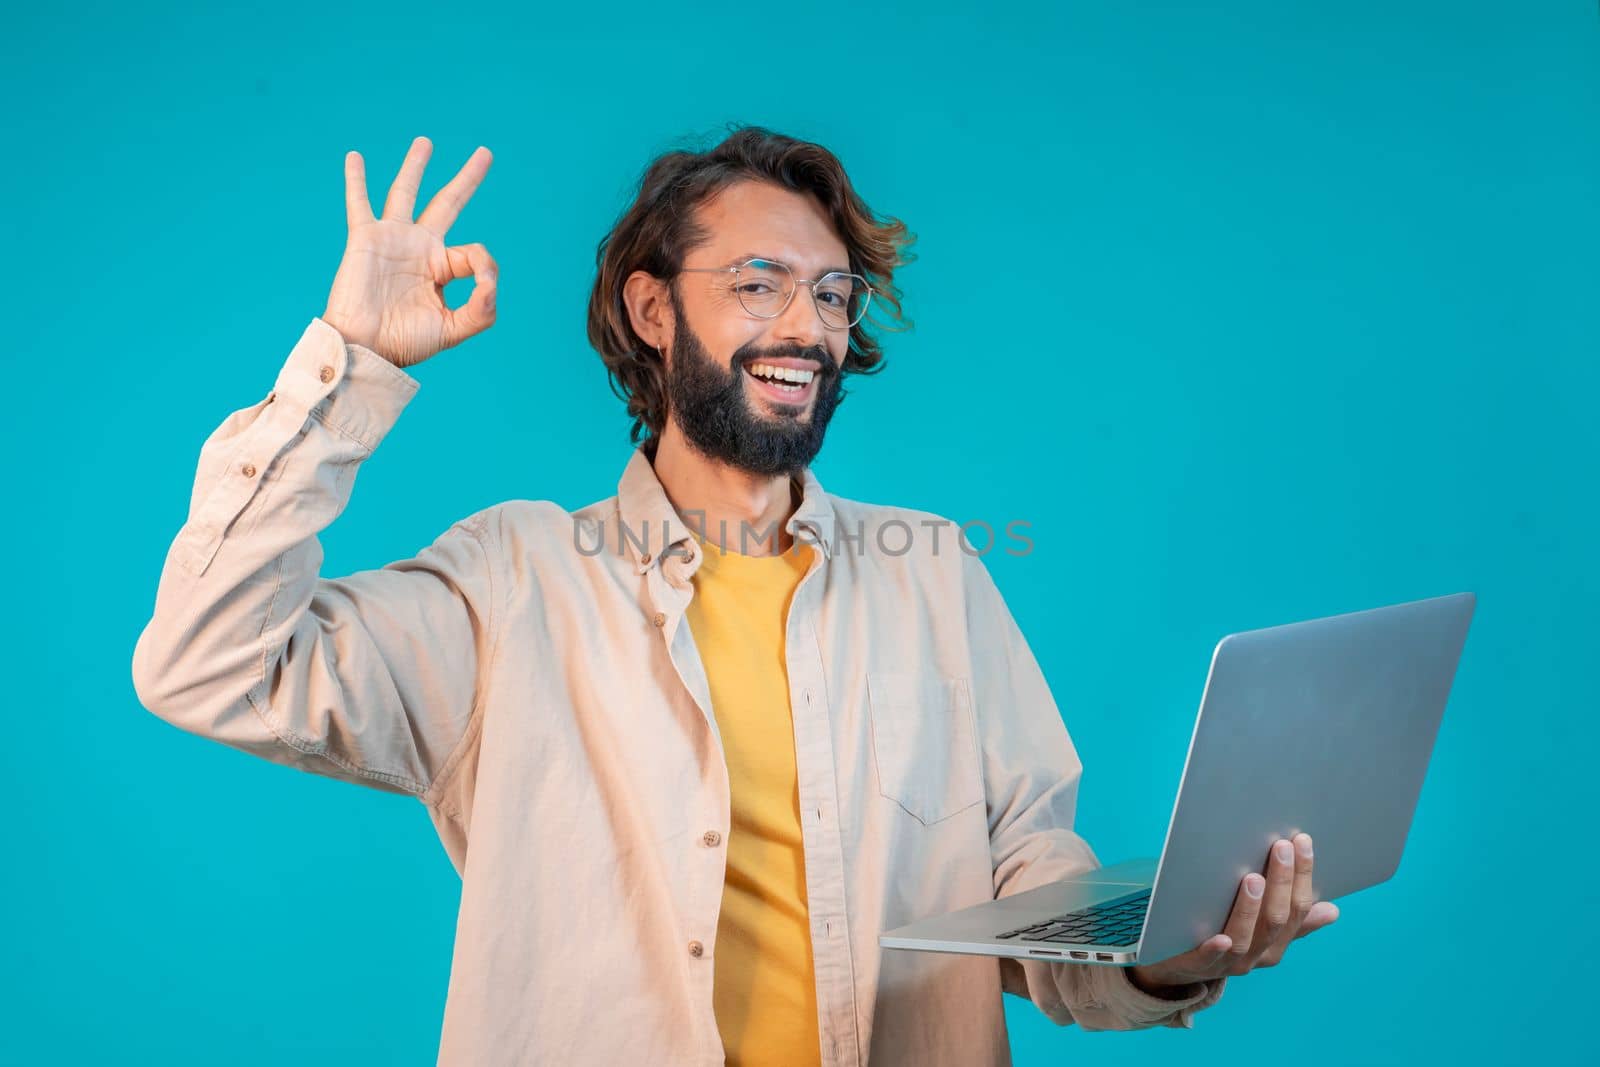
[{"x1": 1126, "y1": 965, "x2": 1200, "y2": 1001}]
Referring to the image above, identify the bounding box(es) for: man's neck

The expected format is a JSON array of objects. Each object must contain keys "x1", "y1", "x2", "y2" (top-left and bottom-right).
[{"x1": 650, "y1": 424, "x2": 798, "y2": 557}]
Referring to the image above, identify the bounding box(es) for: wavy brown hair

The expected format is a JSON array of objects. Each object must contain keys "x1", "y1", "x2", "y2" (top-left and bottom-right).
[{"x1": 587, "y1": 125, "x2": 916, "y2": 448}]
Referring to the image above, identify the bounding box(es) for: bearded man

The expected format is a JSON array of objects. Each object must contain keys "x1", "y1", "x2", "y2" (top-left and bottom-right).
[{"x1": 133, "y1": 127, "x2": 1336, "y2": 1066}]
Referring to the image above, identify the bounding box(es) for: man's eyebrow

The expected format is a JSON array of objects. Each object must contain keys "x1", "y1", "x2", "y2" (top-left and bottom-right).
[{"x1": 723, "y1": 251, "x2": 853, "y2": 276}]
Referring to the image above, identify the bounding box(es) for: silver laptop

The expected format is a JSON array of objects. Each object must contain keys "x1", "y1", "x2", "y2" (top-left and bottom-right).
[{"x1": 880, "y1": 592, "x2": 1476, "y2": 967}]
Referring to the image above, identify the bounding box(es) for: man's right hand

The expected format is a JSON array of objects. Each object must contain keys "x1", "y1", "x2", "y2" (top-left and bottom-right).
[{"x1": 321, "y1": 136, "x2": 498, "y2": 368}]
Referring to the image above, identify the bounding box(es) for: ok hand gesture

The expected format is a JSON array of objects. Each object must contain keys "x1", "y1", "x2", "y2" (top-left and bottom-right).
[{"x1": 322, "y1": 136, "x2": 498, "y2": 368}]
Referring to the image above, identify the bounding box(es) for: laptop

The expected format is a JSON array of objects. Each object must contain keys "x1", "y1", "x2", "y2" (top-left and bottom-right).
[{"x1": 880, "y1": 592, "x2": 1476, "y2": 967}]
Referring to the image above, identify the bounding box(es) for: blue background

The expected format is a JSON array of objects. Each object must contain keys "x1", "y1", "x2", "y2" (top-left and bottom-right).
[{"x1": 5, "y1": 1, "x2": 1595, "y2": 1063}]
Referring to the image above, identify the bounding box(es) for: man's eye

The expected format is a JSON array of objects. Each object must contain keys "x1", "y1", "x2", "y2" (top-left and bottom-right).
[
  {"x1": 818, "y1": 291, "x2": 846, "y2": 306},
  {"x1": 737, "y1": 282, "x2": 776, "y2": 295}
]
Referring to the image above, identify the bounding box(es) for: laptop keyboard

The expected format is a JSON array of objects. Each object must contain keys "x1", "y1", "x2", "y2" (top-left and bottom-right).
[{"x1": 993, "y1": 888, "x2": 1150, "y2": 947}]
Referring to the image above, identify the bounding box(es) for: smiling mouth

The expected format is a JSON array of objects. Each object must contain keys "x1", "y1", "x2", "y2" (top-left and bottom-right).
[{"x1": 743, "y1": 361, "x2": 818, "y2": 403}]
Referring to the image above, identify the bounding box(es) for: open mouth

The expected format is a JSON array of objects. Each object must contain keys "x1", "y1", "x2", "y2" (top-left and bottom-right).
[{"x1": 743, "y1": 361, "x2": 818, "y2": 405}]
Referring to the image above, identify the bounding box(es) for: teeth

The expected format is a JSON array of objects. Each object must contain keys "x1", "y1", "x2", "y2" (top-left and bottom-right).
[{"x1": 748, "y1": 362, "x2": 816, "y2": 385}]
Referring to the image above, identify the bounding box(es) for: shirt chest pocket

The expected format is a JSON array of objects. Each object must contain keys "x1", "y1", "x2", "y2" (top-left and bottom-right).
[{"x1": 866, "y1": 671, "x2": 984, "y2": 825}]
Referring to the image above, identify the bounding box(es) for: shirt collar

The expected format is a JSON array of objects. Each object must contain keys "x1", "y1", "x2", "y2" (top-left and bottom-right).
[{"x1": 615, "y1": 446, "x2": 834, "y2": 576}]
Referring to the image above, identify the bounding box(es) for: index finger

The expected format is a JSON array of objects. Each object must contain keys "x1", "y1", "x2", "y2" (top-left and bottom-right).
[
  {"x1": 1221, "y1": 872, "x2": 1266, "y2": 965},
  {"x1": 418, "y1": 146, "x2": 494, "y2": 238},
  {"x1": 343, "y1": 151, "x2": 375, "y2": 228}
]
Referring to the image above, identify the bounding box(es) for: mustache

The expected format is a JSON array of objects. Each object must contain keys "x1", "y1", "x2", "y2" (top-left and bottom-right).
[{"x1": 733, "y1": 343, "x2": 838, "y2": 377}]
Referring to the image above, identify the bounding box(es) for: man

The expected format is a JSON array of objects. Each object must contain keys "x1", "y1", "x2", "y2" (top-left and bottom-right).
[{"x1": 132, "y1": 127, "x2": 1337, "y2": 1066}]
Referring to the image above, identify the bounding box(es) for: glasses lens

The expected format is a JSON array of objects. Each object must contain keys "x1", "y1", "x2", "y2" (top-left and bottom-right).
[
  {"x1": 734, "y1": 259, "x2": 794, "y2": 318},
  {"x1": 815, "y1": 273, "x2": 871, "y2": 329}
]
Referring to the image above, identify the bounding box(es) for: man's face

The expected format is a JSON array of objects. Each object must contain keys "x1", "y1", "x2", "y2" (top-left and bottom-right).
[{"x1": 662, "y1": 181, "x2": 852, "y2": 477}]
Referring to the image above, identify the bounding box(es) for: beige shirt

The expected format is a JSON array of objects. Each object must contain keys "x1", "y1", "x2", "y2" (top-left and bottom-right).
[{"x1": 132, "y1": 317, "x2": 1225, "y2": 1066}]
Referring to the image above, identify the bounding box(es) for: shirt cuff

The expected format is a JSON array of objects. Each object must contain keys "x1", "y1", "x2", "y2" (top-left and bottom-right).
[
  {"x1": 274, "y1": 317, "x2": 419, "y2": 454},
  {"x1": 1087, "y1": 965, "x2": 1227, "y2": 1029}
]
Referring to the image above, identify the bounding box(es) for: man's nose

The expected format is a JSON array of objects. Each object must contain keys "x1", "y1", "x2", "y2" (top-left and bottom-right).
[{"x1": 772, "y1": 282, "x2": 828, "y2": 351}]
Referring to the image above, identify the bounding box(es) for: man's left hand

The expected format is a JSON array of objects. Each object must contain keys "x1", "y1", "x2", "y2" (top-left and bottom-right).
[{"x1": 1127, "y1": 833, "x2": 1339, "y2": 996}]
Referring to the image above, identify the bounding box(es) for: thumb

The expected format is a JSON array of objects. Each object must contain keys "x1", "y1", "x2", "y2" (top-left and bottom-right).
[{"x1": 440, "y1": 242, "x2": 498, "y2": 348}]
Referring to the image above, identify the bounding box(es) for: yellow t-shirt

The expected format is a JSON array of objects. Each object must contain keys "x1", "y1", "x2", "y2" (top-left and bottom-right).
[{"x1": 683, "y1": 527, "x2": 820, "y2": 1067}]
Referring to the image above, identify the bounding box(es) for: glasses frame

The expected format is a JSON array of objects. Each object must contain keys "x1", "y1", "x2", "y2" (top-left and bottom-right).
[{"x1": 677, "y1": 256, "x2": 875, "y2": 331}]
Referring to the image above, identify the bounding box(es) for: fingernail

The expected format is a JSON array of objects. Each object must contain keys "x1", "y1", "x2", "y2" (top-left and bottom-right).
[
  {"x1": 1245, "y1": 875, "x2": 1264, "y2": 898},
  {"x1": 1297, "y1": 836, "x2": 1313, "y2": 859},
  {"x1": 1274, "y1": 840, "x2": 1293, "y2": 862}
]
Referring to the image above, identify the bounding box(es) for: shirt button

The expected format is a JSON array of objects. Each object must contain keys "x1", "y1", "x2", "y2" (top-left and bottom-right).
[
  {"x1": 702, "y1": 830, "x2": 721, "y2": 847},
  {"x1": 240, "y1": 463, "x2": 257, "y2": 478},
  {"x1": 318, "y1": 365, "x2": 335, "y2": 384},
  {"x1": 652, "y1": 612, "x2": 666, "y2": 628},
  {"x1": 640, "y1": 552, "x2": 653, "y2": 566},
  {"x1": 687, "y1": 941, "x2": 704, "y2": 958}
]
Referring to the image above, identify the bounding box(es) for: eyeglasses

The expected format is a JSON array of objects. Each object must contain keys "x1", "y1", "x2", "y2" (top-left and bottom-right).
[{"x1": 677, "y1": 256, "x2": 875, "y2": 330}]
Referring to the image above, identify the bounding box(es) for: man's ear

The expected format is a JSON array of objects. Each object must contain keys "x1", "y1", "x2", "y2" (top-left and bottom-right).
[{"x1": 622, "y1": 270, "x2": 675, "y2": 354}]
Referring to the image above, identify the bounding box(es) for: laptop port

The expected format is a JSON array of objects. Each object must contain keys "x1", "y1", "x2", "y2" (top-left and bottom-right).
[
  {"x1": 1095, "y1": 953, "x2": 1114, "y2": 962},
  {"x1": 1028, "y1": 949, "x2": 1062, "y2": 957},
  {"x1": 1068, "y1": 951, "x2": 1089, "y2": 960}
]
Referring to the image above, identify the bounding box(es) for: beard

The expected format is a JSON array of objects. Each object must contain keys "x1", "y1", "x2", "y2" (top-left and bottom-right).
[{"x1": 663, "y1": 285, "x2": 845, "y2": 477}]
